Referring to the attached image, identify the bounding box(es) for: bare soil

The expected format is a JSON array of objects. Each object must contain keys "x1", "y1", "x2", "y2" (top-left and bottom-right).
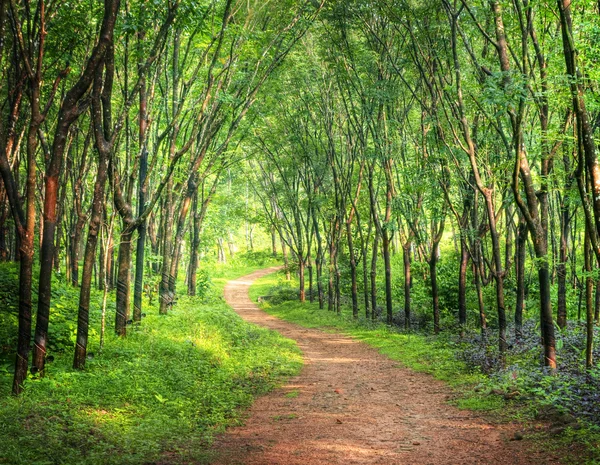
[{"x1": 210, "y1": 268, "x2": 572, "y2": 465}]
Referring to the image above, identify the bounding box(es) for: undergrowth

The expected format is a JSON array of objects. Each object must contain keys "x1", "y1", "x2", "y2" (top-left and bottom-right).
[{"x1": 0, "y1": 256, "x2": 300, "y2": 465}]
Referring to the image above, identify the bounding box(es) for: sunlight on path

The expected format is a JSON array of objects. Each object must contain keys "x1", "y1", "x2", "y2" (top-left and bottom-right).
[{"x1": 210, "y1": 268, "x2": 562, "y2": 465}]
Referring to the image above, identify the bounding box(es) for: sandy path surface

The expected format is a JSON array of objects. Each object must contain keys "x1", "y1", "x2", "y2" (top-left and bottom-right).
[{"x1": 210, "y1": 267, "x2": 563, "y2": 465}]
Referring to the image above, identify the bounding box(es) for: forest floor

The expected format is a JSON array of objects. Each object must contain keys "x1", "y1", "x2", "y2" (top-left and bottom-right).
[{"x1": 208, "y1": 267, "x2": 575, "y2": 465}]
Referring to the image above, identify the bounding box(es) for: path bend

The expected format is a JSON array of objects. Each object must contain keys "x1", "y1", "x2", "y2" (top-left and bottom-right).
[{"x1": 211, "y1": 267, "x2": 563, "y2": 465}]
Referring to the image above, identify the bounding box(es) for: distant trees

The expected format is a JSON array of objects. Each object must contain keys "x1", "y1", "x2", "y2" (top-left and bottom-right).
[
  {"x1": 0, "y1": 0, "x2": 323, "y2": 394},
  {"x1": 250, "y1": 0, "x2": 600, "y2": 371}
]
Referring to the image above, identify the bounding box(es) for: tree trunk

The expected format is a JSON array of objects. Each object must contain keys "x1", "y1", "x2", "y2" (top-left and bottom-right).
[
  {"x1": 430, "y1": 245, "x2": 440, "y2": 334},
  {"x1": 74, "y1": 138, "x2": 109, "y2": 368},
  {"x1": 271, "y1": 226, "x2": 277, "y2": 256},
  {"x1": 133, "y1": 71, "x2": 149, "y2": 323},
  {"x1": 585, "y1": 224, "x2": 594, "y2": 368},
  {"x1": 402, "y1": 242, "x2": 411, "y2": 329},
  {"x1": 188, "y1": 192, "x2": 200, "y2": 296},
  {"x1": 159, "y1": 185, "x2": 175, "y2": 314},
  {"x1": 115, "y1": 230, "x2": 132, "y2": 335},
  {"x1": 299, "y1": 258, "x2": 305, "y2": 302},
  {"x1": 371, "y1": 233, "x2": 379, "y2": 321},
  {"x1": 458, "y1": 236, "x2": 468, "y2": 329},
  {"x1": 281, "y1": 237, "x2": 290, "y2": 280},
  {"x1": 557, "y1": 194, "x2": 570, "y2": 329},
  {"x1": 346, "y1": 220, "x2": 358, "y2": 318},
  {"x1": 383, "y1": 230, "x2": 393, "y2": 325},
  {"x1": 515, "y1": 213, "x2": 528, "y2": 339}
]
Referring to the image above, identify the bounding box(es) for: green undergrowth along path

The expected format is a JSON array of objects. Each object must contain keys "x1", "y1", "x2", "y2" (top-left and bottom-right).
[
  {"x1": 0, "y1": 259, "x2": 301, "y2": 465},
  {"x1": 250, "y1": 271, "x2": 600, "y2": 464}
]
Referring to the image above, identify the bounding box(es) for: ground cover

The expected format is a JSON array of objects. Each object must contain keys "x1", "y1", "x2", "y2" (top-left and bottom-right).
[{"x1": 0, "y1": 257, "x2": 301, "y2": 465}]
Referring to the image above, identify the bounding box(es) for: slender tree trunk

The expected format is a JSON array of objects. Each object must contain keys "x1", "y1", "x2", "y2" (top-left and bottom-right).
[
  {"x1": 328, "y1": 232, "x2": 335, "y2": 311},
  {"x1": 133, "y1": 70, "x2": 149, "y2": 322},
  {"x1": 430, "y1": 246, "x2": 440, "y2": 334},
  {"x1": 281, "y1": 237, "x2": 290, "y2": 280},
  {"x1": 346, "y1": 220, "x2": 358, "y2": 318},
  {"x1": 188, "y1": 192, "x2": 200, "y2": 296},
  {"x1": 54, "y1": 177, "x2": 68, "y2": 273},
  {"x1": 70, "y1": 218, "x2": 85, "y2": 286},
  {"x1": 312, "y1": 213, "x2": 324, "y2": 309},
  {"x1": 115, "y1": 231, "x2": 132, "y2": 335},
  {"x1": 402, "y1": 242, "x2": 411, "y2": 329},
  {"x1": 166, "y1": 178, "x2": 196, "y2": 306},
  {"x1": 159, "y1": 184, "x2": 174, "y2": 314},
  {"x1": 585, "y1": 225, "x2": 594, "y2": 368},
  {"x1": 485, "y1": 192, "x2": 507, "y2": 360},
  {"x1": 515, "y1": 213, "x2": 528, "y2": 339},
  {"x1": 458, "y1": 237, "x2": 468, "y2": 330},
  {"x1": 307, "y1": 255, "x2": 313, "y2": 303},
  {"x1": 299, "y1": 257, "x2": 305, "y2": 302},
  {"x1": 383, "y1": 230, "x2": 393, "y2": 325},
  {"x1": 371, "y1": 233, "x2": 378, "y2": 321},
  {"x1": 429, "y1": 219, "x2": 444, "y2": 334},
  {"x1": 74, "y1": 148, "x2": 109, "y2": 368},
  {"x1": 473, "y1": 248, "x2": 487, "y2": 336},
  {"x1": 271, "y1": 226, "x2": 277, "y2": 256},
  {"x1": 557, "y1": 195, "x2": 570, "y2": 329}
]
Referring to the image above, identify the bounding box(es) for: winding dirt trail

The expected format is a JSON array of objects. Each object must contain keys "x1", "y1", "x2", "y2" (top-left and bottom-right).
[{"x1": 211, "y1": 268, "x2": 564, "y2": 465}]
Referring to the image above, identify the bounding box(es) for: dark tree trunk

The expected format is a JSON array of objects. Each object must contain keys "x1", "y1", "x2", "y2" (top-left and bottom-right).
[
  {"x1": 458, "y1": 237, "x2": 469, "y2": 329},
  {"x1": 515, "y1": 213, "x2": 528, "y2": 339},
  {"x1": 34, "y1": 0, "x2": 121, "y2": 376},
  {"x1": 429, "y1": 218, "x2": 444, "y2": 334},
  {"x1": 473, "y1": 246, "x2": 487, "y2": 335},
  {"x1": 485, "y1": 192, "x2": 507, "y2": 361},
  {"x1": 312, "y1": 213, "x2": 324, "y2": 309},
  {"x1": 383, "y1": 230, "x2": 393, "y2": 325},
  {"x1": 307, "y1": 257, "x2": 313, "y2": 303},
  {"x1": 557, "y1": 194, "x2": 570, "y2": 329},
  {"x1": 430, "y1": 248, "x2": 440, "y2": 334},
  {"x1": 133, "y1": 78, "x2": 149, "y2": 323},
  {"x1": 346, "y1": 220, "x2": 358, "y2": 318},
  {"x1": 188, "y1": 192, "x2": 200, "y2": 296},
  {"x1": 74, "y1": 142, "x2": 109, "y2": 367},
  {"x1": 75, "y1": 43, "x2": 115, "y2": 368},
  {"x1": 299, "y1": 258, "x2": 305, "y2": 302},
  {"x1": 165, "y1": 177, "x2": 196, "y2": 308},
  {"x1": 159, "y1": 184, "x2": 174, "y2": 314},
  {"x1": 0, "y1": 59, "x2": 34, "y2": 394},
  {"x1": 53, "y1": 175, "x2": 68, "y2": 273},
  {"x1": 371, "y1": 233, "x2": 378, "y2": 321},
  {"x1": 402, "y1": 242, "x2": 411, "y2": 329},
  {"x1": 585, "y1": 225, "x2": 594, "y2": 368},
  {"x1": 281, "y1": 237, "x2": 290, "y2": 280}
]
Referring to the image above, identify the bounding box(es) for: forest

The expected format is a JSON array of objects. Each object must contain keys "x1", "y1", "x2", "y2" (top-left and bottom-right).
[{"x1": 1, "y1": 0, "x2": 600, "y2": 463}]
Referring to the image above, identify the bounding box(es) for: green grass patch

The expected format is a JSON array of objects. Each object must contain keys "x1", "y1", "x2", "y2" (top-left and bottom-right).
[{"x1": 0, "y1": 260, "x2": 301, "y2": 465}]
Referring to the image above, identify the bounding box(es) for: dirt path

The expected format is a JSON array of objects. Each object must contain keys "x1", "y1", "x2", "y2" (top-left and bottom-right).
[{"x1": 210, "y1": 268, "x2": 564, "y2": 465}]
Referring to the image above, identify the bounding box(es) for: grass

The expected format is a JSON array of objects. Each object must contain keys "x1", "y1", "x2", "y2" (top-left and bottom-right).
[{"x1": 0, "y1": 257, "x2": 301, "y2": 465}]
